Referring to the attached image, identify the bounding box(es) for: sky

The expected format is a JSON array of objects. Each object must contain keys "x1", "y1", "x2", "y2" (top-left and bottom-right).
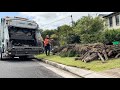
[{"x1": 0, "y1": 12, "x2": 112, "y2": 30}]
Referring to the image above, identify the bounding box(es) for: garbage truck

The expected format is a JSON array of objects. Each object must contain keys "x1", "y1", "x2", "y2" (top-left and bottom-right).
[{"x1": 0, "y1": 16, "x2": 44, "y2": 60}]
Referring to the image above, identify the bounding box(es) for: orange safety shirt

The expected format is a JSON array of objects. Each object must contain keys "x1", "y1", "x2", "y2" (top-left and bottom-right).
[{"x1": 44, "y1": 38, "x2": 50, "y2": 46}]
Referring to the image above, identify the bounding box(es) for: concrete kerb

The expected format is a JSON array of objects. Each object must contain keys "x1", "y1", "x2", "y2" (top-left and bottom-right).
[
  {"x1": 36, "y1": 58, "x2": 112, "y2": 78},
  {"x1": 40, "y1": 59, "x2": 70, "y2": 72}
]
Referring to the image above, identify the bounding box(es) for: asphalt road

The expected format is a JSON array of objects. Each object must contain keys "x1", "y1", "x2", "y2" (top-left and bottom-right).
[
  {"x1": 0, "y1": 58, "x2": 80, "y2": 78},
  {"x1": 0, "y1": 58, "x2": 63, "y2": 78}
]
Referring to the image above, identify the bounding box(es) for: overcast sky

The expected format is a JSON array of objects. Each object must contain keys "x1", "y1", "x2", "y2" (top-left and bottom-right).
[
  {"x1": 0, "y1": 12, "x2": 113, "y2": 30},
  {"x1": 19, "y1": 12, "x2": 112, "y2": 30}
]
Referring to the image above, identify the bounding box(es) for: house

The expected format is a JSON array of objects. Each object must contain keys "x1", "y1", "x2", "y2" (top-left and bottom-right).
[
  {"x1": 103, "y1": 12, "x2": 120, "y2": 29},
  {"x1": 98, "y1": 14, "x2": 108, "y2": 19},
  {"x1": 98, "y1": 14, "x2": 108, "y2": 27}
]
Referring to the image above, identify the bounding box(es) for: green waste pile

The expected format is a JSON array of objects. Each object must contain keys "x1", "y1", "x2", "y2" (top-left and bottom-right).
[{"x1": 52, "y1": 43, "x2": 120, "y2": 63}]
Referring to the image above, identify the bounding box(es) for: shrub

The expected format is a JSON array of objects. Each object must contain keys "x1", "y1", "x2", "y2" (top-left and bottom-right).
[
  {"x1": 80, "y1": 32, "x2": 104, "y2": 44},
  {"x1": 59, "y1": 52, "x2": 68, "y2": 57},
  {"x1": 68, "y1": 50, "x2": 77, "y2": 57},
  {"x1": 103, "y1": 29, "x2": 120, "y2": 44},
  {"x1": 67, "y1": 34, "x2": 81, "y2": 44},
  {"x1": 59, "y1": 50, "x2": 77, "y2": 57}
]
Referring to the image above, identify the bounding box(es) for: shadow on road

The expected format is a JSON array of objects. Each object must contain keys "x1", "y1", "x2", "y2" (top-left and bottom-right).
[{"x1": 0, "y1": 57, "x2": 34, "y2": 62}]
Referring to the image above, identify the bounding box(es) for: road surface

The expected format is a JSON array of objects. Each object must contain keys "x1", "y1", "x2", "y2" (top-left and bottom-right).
[{"x1": 0, "y1": 58, "x2": 80, "y2": 78}]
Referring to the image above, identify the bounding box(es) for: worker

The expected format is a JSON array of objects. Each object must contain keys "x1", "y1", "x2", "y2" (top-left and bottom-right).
[{"x1": 44, "y1": 35, "x2": 51, "y2": 56}]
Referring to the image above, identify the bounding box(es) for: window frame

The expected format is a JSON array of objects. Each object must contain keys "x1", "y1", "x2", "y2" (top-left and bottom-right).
[
  {"x1": 115, "y1": 14, "x2": 119, "y2": 26},
  {"x1": 109, "y1": 17, "x2": 113, "y2": 27}
]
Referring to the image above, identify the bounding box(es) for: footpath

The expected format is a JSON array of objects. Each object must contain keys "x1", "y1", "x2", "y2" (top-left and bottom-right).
[{"x1": 36, "y1": 58, "x2": 118, "y2": 78}]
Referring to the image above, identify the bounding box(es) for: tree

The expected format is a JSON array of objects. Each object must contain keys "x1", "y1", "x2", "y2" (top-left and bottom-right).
[
  {"x1": 74, "y1": 16, "x2": 104, "y2": 35},
  {"x1": 67, "y1": 34, "x2": 80, "y2": 44},
  {"x1": 41, "y1": 29, "x2": 56, "y2": 39},
  {"x1": 57, "y1": 25, "x2": 73, "y2": 45},
  {"x1": 103, "y1": 29, "x2": 120, "y2": 44},
  {"x1": 41, "y1": 15, "x2": 105, "y2": 45},
  {"x1": 73, "y1": 15, "x2": 105, "y2": 44}
]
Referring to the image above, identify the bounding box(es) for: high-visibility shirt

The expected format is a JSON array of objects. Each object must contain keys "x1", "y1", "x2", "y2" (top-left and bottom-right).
[{"x1": 44, "y1": 38, "x2": 50, "y2": 46}]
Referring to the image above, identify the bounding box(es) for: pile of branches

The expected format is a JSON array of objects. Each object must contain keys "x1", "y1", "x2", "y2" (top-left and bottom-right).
[{"x1": 51, "y1": 43, "x2": 120, "y2": 63}]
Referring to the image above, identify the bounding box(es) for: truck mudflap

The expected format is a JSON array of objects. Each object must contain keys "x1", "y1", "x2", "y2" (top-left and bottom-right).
[{"x1": 8, "y1": 47, "x2": 44, "y2": 56}]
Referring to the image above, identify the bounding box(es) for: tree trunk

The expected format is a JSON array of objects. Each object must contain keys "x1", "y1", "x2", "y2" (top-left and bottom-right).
[
  {"x1": 74, "y1": 57, "x2": 82, "y2": 60},
  {"x1": 102, "y1": 49, "x2": 108, "y2": 60},
  {"x1": 82, "y1": 53, "x2": 98, "y2": 63},
  {"x1": 97, "y1": 52, "x2": 105, "y2": 62},
  {"x1": 115, "y1": 53, "x2": 120, "y2": 58},
  {"x1": 82, "y1": 52, "x2": 90, "y2": 59},
  {"x1": 81, "y1": 52, "x2": 90, "y2": 62},
  {"x1": 108, "y1": 50, "x2": 113, "y2": 56}
]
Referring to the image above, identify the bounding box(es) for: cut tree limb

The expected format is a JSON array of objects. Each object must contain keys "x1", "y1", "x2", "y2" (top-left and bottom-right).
[
  {"x1": 102, "y1": 49, "x2": 108, "y2": 60},
  {"x1": 115, "y1": 53, "x2": 120, "y2": 58},
  {"x1": 108, "y1": 50, "x2": 113, "y2": 56},
  {"x1": 97, "y1": 52, "x2": 105, "y2": 62},
  {"x1": 81, "y1": 52, "x2": 89, "y2": 60},
  {"x1": 82, "y1": 52, "x2": 90, "y2": 62},
  {"x1": 82, "y1": 53, "x2": 98, "y2": 63},
  {"x1": 74, "y1": 57, "x2": 82, "y2": 60}
]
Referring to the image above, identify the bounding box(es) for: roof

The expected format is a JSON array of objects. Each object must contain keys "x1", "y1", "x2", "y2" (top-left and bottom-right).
[
  {"x1": 103, "y1": 12, "x2": 120, "y2": 18},
  {"x1": 4, "y1": 16, "x2": 37, "y2": 24},
  {"x1": 98, "y1": 14, "x2": 108, "y2": 17}
]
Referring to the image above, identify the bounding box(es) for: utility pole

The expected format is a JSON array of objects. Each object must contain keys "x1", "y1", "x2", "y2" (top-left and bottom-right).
[
  {"x1": 58, "y1": 27, "x2": 60, "y2": 47},
  {"x1": 71, "y1": 15, "x2": 74, "y2": 27}
]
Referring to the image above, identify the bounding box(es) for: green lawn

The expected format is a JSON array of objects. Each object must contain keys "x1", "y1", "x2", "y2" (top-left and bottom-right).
[{"x1": 36, "y1": 54, "x2": 120, "y2": 72}]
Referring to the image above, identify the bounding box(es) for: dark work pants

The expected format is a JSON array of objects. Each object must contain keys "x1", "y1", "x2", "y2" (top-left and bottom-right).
[{"x1": 45, "y1": 45, "x2": 50, "y2": 56}]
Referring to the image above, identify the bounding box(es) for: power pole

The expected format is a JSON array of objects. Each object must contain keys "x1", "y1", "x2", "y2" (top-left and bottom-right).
[
  {"x1": 71, "y1": 15, "x2": 74, "y2": 27},
  {"x1": 58, "y1": 27, "x2": 60, "y2": 47}
]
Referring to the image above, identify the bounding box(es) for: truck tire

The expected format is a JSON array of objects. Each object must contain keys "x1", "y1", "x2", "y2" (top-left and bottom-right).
[
  {"x1": 0, "y1": 53, "x2": 4, "y2": 60},
  {"x1": 19, "y1": 56, "x2": 28, "y2": 60},
  {"x1": 10, "y1": 56, "x2": 14, "y2": 59},
  {"x1": 27, "y1": 55, "x2": 35, "y2": 59},
  {"x1": 0, "y1": 47, "x2": 5, "y2": 60},
  {"x1": 0, "y1": 53, "x2": 2, "y2": 60}
]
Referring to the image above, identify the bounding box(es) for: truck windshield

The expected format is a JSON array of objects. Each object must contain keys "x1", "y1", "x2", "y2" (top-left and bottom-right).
[{"x1": 8, "y1": 26, "x2": 37, "y2": 46}]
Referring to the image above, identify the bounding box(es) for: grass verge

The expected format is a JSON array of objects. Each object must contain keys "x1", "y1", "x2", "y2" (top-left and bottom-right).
[{"x1": 35, "y1": 54, "x2": 120, "y2": 72}]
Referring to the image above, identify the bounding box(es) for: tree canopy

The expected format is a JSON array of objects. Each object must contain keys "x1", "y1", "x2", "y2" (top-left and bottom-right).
[{"x1": 41, "y1": 15, "x2": 119, "y2": 46}]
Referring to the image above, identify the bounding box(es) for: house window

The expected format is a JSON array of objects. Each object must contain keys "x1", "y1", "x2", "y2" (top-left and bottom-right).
[
  {"x1": 115, "y1": 15, "x2": 119, "y2": 26},
  {"x1": 109, "y1": 17, "x2": 113, "y2": 27}
]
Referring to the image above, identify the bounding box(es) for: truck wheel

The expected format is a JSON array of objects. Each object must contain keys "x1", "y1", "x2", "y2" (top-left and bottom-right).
[
  {"x1": 27, "y1": 55, "x2": 35, "y2": 59},
  {"x1": 0, "y1": 53, "x2": 3, "y2": 60},
  {"x1": 19, "y1": 56, "x2": 28, "y2": 60},
  {"x1": 0, "y1": 53, "x2": 2, "y2": 60},
  {"x1": 10, "y1": 56, "x2": 14, "y2": 59}
]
